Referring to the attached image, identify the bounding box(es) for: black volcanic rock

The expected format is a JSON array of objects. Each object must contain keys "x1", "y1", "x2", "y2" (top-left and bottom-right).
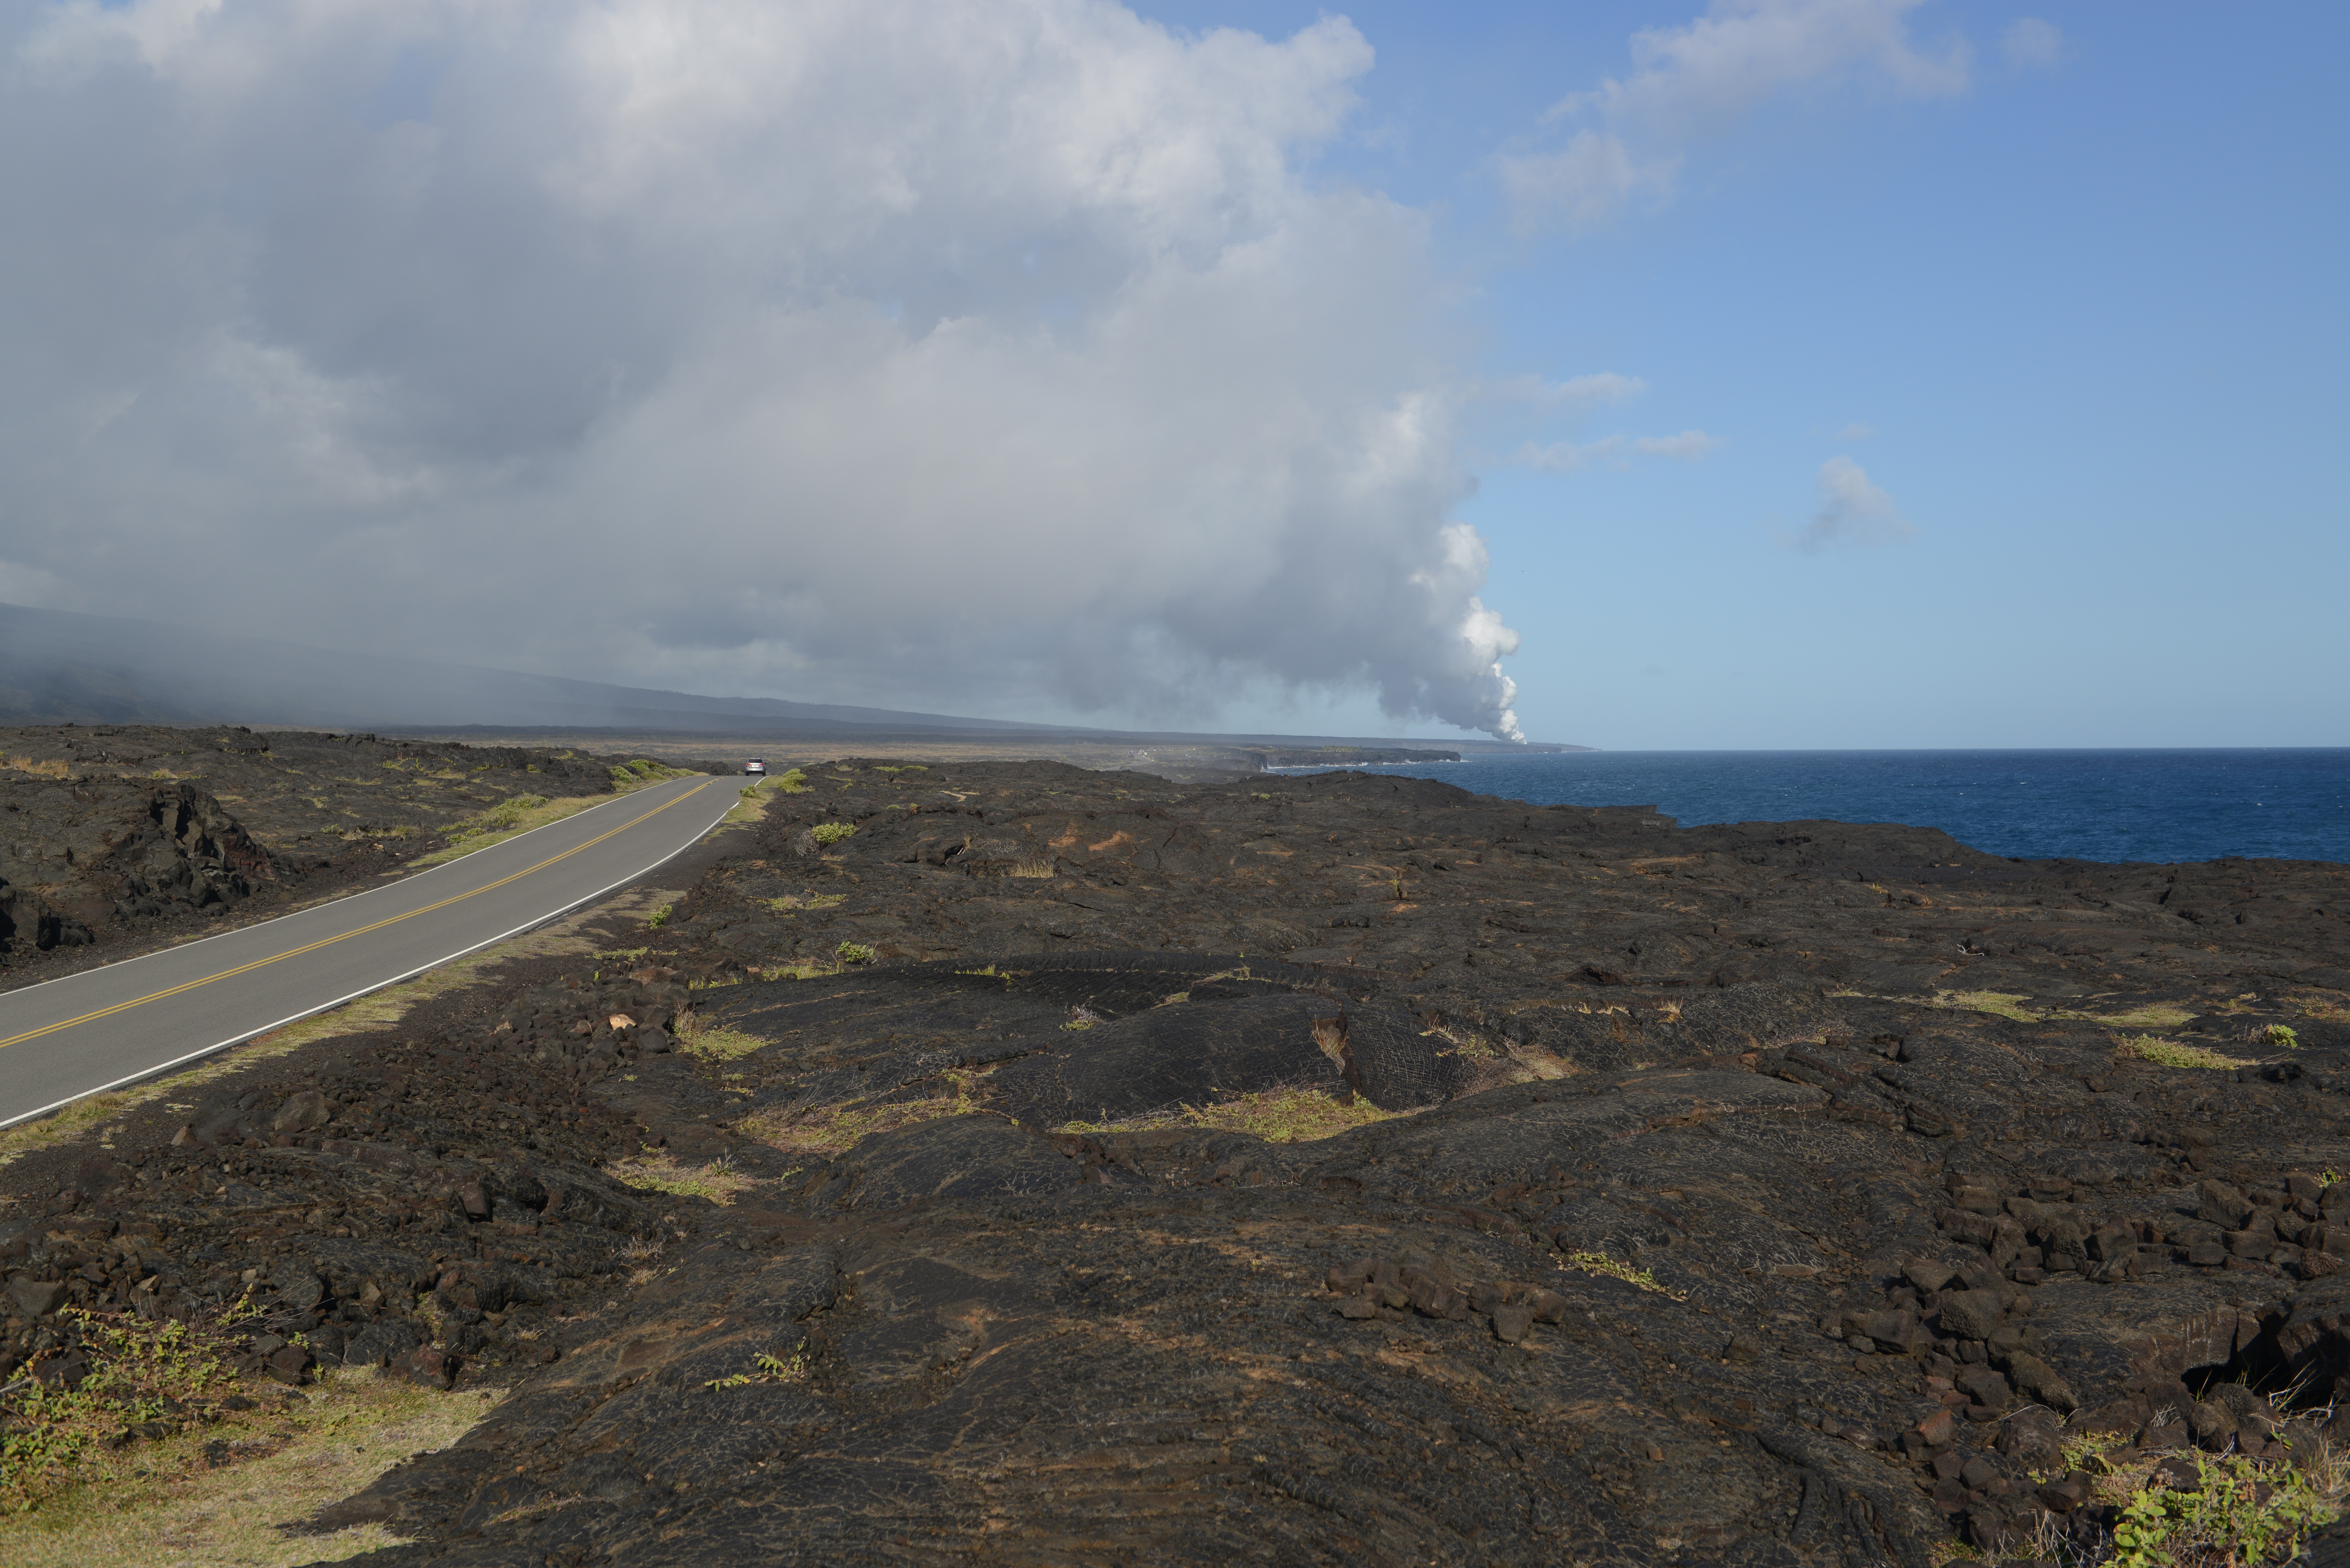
[
  {"x1": 0, "y1": 725, "x2": 628, "y2": 967},
  {"x1": 5, "y1": 753, "x2": 2350, "y2": 1564}
]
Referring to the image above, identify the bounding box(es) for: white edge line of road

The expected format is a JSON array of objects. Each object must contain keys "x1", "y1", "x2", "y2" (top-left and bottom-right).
[
  {"x1": 0, "y1": 774, "x2": 717, "y2": 1007},
  {"x1": 0, "y1": 778, "x2": 745, "y2": 1132}
]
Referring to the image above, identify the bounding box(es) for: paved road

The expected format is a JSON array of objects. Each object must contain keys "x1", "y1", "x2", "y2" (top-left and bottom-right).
[{"x1": 0, "y1": 774, "x2": 739, "y2": 1128}]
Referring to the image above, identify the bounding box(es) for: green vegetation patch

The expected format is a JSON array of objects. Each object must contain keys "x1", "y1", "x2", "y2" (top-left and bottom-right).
[
  {"x1": 704, "y1": 1347, "x2": 811, "y2": 1391},
  {"x1": 408, "y1": 792, "x2": 605, "y2": 868},
  {"x1": 608, "y1": 1150, "x2": 752, "y2": 1205},
  {"x1": 1558, "y1": 1249, "x2": 1686, "y2": 1299},
  {"x1": 610, "y1": 758, "x2": 689, "y2": 785},
  {"x1": 0, "y1": 1319, "x2": 497, "y2": 1568},
  {"x1": 810, "y1": 822, "x2": 857, "y2": 847},
  {"x1": 674, "y1": 1014, "x2": 767, "y2": 1062},
  {"x1": 774, "y1": 768, "x2": 810, "y2": 794},
  {"x1": 1, "y1": 1308, "x2": 252, "y2": 1513},
  {"x1": 2082, "y1": 1002, "x2": 2198, "y2": 1030},
  {"x1": 2119, "y1": 1034, "x2": 2257, "y2": 1071},
  {"x1": 2048, "y1": 1441, "x2": 2348, "y2": 1568},
  {"x1": 1929, "y1": 990, "x2": 2040, "y2": 1023}
]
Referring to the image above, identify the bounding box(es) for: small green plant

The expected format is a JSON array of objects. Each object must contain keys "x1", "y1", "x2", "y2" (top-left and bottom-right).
[
  {"x1": 646, "y1": 905, "x2": 672, "y2": 929},
  {"x1": 704, "y1": 1348, "x2": 810, "y2": 1391},
  {"x1": 2266, "y1": 1024, "x2": 2302, "y2": 1051},
  {"x1": 1559, "y1": 1249, "x2": 1685, "y2": 1300},
  {"x1": 775, "y1": 767, "x2": 810, "y2": 794},
  {"x1": 835, "y1": 942, "x2": 877, "y2": 966},
  {"x1": 810, "y1": 822, "x2": 856, "y2": 846}
]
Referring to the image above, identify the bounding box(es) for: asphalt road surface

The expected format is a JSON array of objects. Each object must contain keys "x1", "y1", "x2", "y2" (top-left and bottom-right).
[{"x1": 0, "y1": 774, "x2": 739, "y2": 1129}]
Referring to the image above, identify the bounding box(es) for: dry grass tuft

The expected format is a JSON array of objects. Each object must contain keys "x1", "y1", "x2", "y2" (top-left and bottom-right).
[
  {"x1": 741, "y1": 1089, "x2": 981, "y2": 1161},
  {"x1": 1059, "y1": 1084, "x2": 1400, "y2": 1145},
  {"x1": 2080, "y1": 1001, "x2": 2199, "y2": 1030},
  {"x1": 1930, "y1": 990, "x2": 2040, "y2": 1022}
]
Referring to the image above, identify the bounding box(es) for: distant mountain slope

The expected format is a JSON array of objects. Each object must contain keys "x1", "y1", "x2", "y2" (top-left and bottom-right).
[
  {"x1": 0, "y1": 601, "x2": 1569, "y2": 750},
  {"x1": 0, "y1": 601, "x2": 1083, "y2": 736}
]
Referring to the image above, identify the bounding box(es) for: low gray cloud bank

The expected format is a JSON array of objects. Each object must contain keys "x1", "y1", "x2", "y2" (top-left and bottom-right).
[{"x1": 0, "y1": 0, "x2": 1523, "y2": 740}]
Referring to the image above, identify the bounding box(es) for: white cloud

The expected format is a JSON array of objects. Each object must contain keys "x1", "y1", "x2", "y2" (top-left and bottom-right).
[
  {"x1": 1518, "y1": 429, "x2": 1719, "y2": 471},
  {"x1": 1633, "y1": 430, "x2": 1721, "y2": 460},
  {"x1": 2002, "y1": 17, "x2": 2063, "y2": 70},
  {"x1": 0, "y1": 0, "x2": 1529, "y2": 739},
  {"x1": 1497, "y1": 130, "x2": 1676, "y2": 233},
  {"x1": 1506, "y1": 0, "x2": 1973, "y2": 230},
  {"x1": 1793, "y1": 455, "x2": 1917, "y2": 550},
  {"x1": 1538, "y1": 372, "x2": 1649, "y2": 409},
  {"x1": 1835, "y1": 420, "x2": 1876, "y2": 441}
]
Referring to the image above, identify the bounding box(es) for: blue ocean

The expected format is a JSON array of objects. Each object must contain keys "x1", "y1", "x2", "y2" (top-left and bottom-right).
[{"x1": 1266, "y1": 750, "x2": 2350, "y2": 867}]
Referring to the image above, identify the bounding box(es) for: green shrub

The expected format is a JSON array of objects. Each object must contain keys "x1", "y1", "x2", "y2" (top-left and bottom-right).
[
  {"x1": 647, "y1": 905, "x2": 671, "y2": 929},
  {"x1": 2112, "y1": 1451, "x2": 2335, "y2": 1566},
  {"x1": 776, "y1": 768, "x2": 810, "y2": 794},
  {"x1": 2268, "y1": 1024, "x2": 2302, "y2": 1050},
  {"x1": 835, "y1": 942, "x2": 877, "y2": 965},
  {"x1": 0, "y1": 1307, "x2": 252, "y2": 1511},
  {"x1": 810, "y1": 822, "x2": 856, "y2": 847}
]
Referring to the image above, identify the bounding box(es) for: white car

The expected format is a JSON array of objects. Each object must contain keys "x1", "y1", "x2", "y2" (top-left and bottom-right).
[{"x1": 744, "y1": 758, "x2": 767, "y2": 776}]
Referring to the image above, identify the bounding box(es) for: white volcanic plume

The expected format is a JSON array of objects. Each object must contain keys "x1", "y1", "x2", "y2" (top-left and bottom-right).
[{"x1": 0, "y1": 0, "x2": 1525, "y2": 739}]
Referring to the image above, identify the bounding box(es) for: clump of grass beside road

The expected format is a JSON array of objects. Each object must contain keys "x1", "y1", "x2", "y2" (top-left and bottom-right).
[
  {"x1": 713, "y1": 777, "x2": 777, "y2": 832},
  {"x1": 410, "y1": 760, "x2": 697, "y2": 869},
  {"x1": 0, "y1": 1355, "x2": 497, "y2": 1566}
]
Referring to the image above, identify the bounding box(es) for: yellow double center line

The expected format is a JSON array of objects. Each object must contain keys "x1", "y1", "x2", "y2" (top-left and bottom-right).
[{"x1": 0, "y1": 780, "x2": 710, "y2": 1053}]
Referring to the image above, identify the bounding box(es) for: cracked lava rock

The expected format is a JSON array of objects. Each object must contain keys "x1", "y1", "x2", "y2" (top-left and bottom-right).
[{"x1": 5, "y1": 755, "x2": 2350, "y2": 1565}]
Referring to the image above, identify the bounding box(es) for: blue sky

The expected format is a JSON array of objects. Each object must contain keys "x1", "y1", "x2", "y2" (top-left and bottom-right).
[
  {"x1": 1145, "y1": 1, "x2": 2348, "y2": 747},
  {"x1": 2, "y1": 0, "x2": 2339, "y2": 750}
]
